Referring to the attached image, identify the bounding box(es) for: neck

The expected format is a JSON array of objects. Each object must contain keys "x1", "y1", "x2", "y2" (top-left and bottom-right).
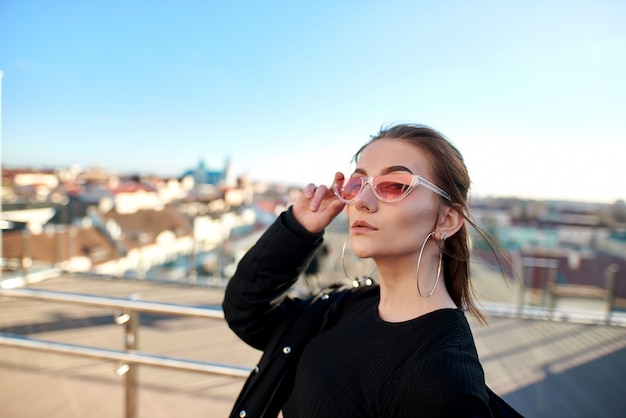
[{"x1": 375, "y1": 255, "x2": 457, "y2": 323}]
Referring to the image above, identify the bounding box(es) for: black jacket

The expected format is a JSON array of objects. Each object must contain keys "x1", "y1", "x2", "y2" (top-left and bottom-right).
[
  {"x1": 223, "y1": 208, "x2": 360, "y2": 417},
  {"x1": 222, "y1": 209, "x2": 522, "y2": 418}
]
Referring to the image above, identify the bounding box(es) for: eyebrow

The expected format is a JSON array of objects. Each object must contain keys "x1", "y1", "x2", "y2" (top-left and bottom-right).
[{"x1": 353, "y1": 165, "x2": 414, "y2": 176}]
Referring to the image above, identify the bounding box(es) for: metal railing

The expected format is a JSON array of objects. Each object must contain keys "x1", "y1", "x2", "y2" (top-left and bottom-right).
[{"x1": 0, "y1": 287, "x2": 252, "y2": 418}]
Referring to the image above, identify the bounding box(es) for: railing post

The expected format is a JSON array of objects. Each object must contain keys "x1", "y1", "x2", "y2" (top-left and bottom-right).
[
  {"x1": 54, "y1": 225, "x2": 63, "y2": 268},
  {"x1": 546, "y1": 265, "x2": 559, "y2": 318},
  {"x1": 68, "y1": 226, "x2": 78, "y2": 271},
  {"x1": 515, "y1": 254, "x2": 526, "y2": 317},
  {"x1": 22, "y1": 229, "x2": 32, "y2": 277},
  {"x1": 186, "y1": 253, "x2": 196, "y2": 285},
  {"x1": 605, "y1": 264, "x2": 620, "y2": 323},
  {"x1": 115, "y1": 294, "x2": 140, "y2": 418}
]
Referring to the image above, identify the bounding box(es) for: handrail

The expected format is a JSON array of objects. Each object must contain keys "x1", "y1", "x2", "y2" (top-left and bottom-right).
[
  {"x1": 0, "y1": 287, "x2": 224, "y2": 318},
  {"x1": 0, "y1": 287, "x2": 247, "y2": 418},
  {"x1": 0, "y1": 333, "x2": 251, "y2": 377}
]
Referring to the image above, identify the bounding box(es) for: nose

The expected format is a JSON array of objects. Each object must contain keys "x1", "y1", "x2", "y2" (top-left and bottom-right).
[{"x1": 353, "y1": 181, "x2": 377, "y2": 213}]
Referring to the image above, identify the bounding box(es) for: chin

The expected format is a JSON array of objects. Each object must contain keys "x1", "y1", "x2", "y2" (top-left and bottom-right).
[{"x1": 350, "y1": 238, "x2": 375, "y2": 258}]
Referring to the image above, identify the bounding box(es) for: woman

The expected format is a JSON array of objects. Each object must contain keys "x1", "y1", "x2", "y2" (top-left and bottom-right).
[{"x1": 223, "y1": 124, "x2": 520, "y2": 417}]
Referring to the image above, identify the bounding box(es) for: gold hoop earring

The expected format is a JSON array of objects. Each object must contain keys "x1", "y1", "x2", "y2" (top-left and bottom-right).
[
  {"x1": 341, "y1": 236, "x2": 376, "y2": 287},
  {"x1": 416, "y1": 232, "x2": 446, "y2": 298}
]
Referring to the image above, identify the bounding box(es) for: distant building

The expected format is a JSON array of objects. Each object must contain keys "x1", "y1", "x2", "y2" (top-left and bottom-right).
[
  {"x1": 1, "y1": 161, "x2": 256, "y2": 279},
  {"x1": 181, "y1": 158, "x2": 235, "y2": 188}
]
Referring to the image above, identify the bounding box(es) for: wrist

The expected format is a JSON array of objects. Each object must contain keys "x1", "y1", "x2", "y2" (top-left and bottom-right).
[{"x1": 283, "y1": 206, "x2": 324, "y2": 241}]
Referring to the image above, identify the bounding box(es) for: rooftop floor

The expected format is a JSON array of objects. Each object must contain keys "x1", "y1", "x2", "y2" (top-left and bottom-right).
[{"x1": 1, "y1": 273, "x2": 625, "y2": 417}]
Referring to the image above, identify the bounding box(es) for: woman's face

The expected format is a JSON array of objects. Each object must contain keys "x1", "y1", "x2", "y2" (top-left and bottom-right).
[{"x1": 347, "y1": 138, "x2": 441, "y2": 260}]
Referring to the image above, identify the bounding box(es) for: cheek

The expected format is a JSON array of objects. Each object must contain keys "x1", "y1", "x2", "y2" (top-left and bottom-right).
[
  {"x1": 393, "y1": 205, "x2": 435, "y2": 244},
  {"x1": 396, "y1": 200, "x2": 443, "y2": 252},
  {"x1": 397, "y1": 197, "x2": 438, "y2": 227}
]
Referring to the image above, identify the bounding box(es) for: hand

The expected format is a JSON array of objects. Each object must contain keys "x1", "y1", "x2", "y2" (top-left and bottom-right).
[{"x1": 292, "y1": 172, "x2": 346, "y2": 234}]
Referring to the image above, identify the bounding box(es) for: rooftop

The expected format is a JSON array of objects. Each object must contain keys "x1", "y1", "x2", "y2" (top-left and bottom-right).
[{"x1": 1, "y1": 271, "x2": 625, "y2": 417}]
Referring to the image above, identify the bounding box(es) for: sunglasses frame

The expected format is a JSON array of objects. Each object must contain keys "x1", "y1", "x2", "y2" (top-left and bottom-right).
[{"x1": 333, "y1": 173, "x2": 451, "y2": 203}]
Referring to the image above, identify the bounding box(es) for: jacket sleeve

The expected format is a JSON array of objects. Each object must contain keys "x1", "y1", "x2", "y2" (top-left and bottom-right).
[{"x1": 222, "y1": 207, "x2": 325, "y2": 350}]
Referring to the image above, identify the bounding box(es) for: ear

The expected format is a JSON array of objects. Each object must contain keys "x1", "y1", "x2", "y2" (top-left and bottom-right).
[{"x1": 436, "y1": 204, "x2": 464, "y2": 239}]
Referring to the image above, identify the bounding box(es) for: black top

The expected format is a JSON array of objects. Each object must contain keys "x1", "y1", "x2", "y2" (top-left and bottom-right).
[{"x1": 283, "y1": 288, "x2": 491, "y2": 417}]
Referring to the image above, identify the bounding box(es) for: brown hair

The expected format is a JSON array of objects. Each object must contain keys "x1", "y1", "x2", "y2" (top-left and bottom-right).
[{"x1": 354, "y1": 123, "x2": 503, "y2": 324}]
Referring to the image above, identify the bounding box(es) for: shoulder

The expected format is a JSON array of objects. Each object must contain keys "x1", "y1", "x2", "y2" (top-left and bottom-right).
[
  {"x1": 415, "y1": 310, "x2": 483, "y2": 375},
  {"x1": 391, "y1": 311, "x2": 491, "y2": 416}
]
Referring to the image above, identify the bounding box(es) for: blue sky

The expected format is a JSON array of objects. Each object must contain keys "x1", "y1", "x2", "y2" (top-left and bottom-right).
[{"x1": 1, "y1": 0, "x2": 625, "y2": 203}]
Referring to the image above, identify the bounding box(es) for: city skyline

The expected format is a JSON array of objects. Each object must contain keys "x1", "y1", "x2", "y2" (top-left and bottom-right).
[{"x1": 1, "y1": 1, "x2": 625, "y2": 204}]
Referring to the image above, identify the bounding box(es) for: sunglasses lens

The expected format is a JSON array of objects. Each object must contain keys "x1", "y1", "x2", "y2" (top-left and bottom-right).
[
  {"x1": 374, "y1": 174, "x2": 413, "y2": 201},
  {"x1": 338, "y1": 177, "x2": 364, "y2": 201},
  {"x1": 335, "y1": 174, "x2": 415, "y2": 202}
]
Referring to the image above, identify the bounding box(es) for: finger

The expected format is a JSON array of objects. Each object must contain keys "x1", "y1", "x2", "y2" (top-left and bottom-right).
[
  {"x1": 320, "y1": 198, "x2": 346, "y2": 227},
  {"x1": 303, "y1": 183, "x2": 317, "y2": 199},
  {"x1": 309, "y1": 185, "x2": 329, "y2": 212},
  {"x1": 329, "y1": 198, "x2": 346, "y2": 215}
]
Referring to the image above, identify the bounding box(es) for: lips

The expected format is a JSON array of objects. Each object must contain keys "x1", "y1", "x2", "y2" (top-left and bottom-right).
[{"x1": 351, "y1": 220, "x2": 377, "y2": 232}]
